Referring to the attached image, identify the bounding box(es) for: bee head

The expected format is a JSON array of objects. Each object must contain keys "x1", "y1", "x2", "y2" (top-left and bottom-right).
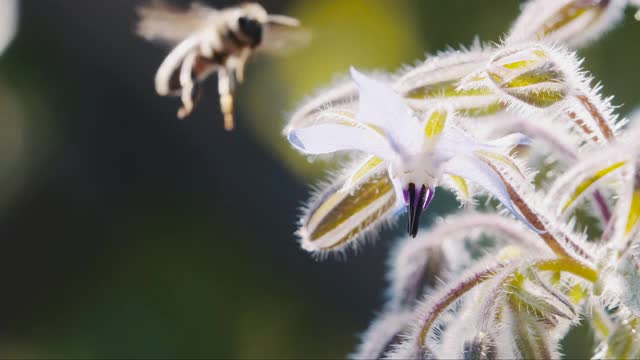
[
  {"x1": 237, "y1": 16, "x2": 263, "y2": 47},
  {"x1": 236, "y1": 3, "x2": 268, "y2": 47}
]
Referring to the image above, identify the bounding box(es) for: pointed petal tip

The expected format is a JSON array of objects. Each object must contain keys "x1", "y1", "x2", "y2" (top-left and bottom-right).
[
  {"x1": 287, "y1": 129, "x2": 306, "y2": 151},
  {"x1": 349, "y1": 66, "x2": 365, "y2": 84},
  {"x1": 513, "y1": 132, "x2": 532, "y2": 146}
]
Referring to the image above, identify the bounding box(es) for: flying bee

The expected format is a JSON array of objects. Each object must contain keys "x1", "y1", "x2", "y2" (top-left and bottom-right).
[{"x1": 137, "y1": 1, "x2": 306, "y2": 131}]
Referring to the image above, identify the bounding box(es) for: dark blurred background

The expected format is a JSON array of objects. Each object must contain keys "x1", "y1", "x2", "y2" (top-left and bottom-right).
[{"x1": 0, "y1": 0, "x2": 637, "y2": 358}]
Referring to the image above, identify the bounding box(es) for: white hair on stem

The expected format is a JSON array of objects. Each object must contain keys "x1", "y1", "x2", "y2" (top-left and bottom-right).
[
  {"x1": 475, "y1": 146, "x2": 598, "y2": 263},
  {"x1": 387, "y1": 212, "x2": 553, "y2": 310},
  {"x1": 438, "y1": 263, "x2": 520, "y2": 359},
  {"x1": 386, "y1": 258, "x2": 515, "y2": 359}
]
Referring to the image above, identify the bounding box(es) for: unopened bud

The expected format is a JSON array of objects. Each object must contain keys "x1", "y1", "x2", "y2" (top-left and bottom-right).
[
  {"x1": 508, "y1": 0, "x2": 628, "y2": 48},
  {"x1": 487, "y1": 45, "x2": 568, "y2": 108},
  {"x1": 299, "y1": 159, "x2": 397, "y2": 253},
  {"x1": 510, "y1": 273, "x2": 575, "y2": 328}
]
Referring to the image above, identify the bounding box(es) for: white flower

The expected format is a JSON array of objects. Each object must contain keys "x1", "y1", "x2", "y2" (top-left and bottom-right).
[{"x1": 287, "y1": 68, "x2": 538, "y2": 251}]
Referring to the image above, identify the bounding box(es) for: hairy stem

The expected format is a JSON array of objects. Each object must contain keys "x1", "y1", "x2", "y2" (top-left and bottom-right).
[
  {"x1": 482, "y1": 160, "x2": 594, "y2": 262},
  {"x1": 575, "y1": 93, "x2": 614, "y2": 143},
  {"x1": 417, "y1": 263, "x2": 506, "y2": 347}
]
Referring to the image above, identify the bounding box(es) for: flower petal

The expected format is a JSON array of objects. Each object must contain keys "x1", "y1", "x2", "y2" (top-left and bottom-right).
[
  {"x1": 484, "y1": 132, "x2": 532, "y2": 149},
  {"x1": 442, "y1": 154, "x2": 538, "y2": 232},
  {"x1": 287, "y1": 110, "x2": 397, "y2": 159},
  {"x1": 431, "y1": 127, "x2": 481, "y2": 163},
  {"x1": 433, "y1": 126, "x2": 530, "y2": 164},
  {"x1": 350, "y1": 67, "x2": 423, "y2": 154}
]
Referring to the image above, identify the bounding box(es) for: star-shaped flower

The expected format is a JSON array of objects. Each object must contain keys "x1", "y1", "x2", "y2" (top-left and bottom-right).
[{"x1": 287, "y1": 68, "x2": 539, "y2": 252}]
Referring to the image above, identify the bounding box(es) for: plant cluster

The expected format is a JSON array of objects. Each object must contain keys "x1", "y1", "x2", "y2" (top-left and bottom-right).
[{"x1": 284, "y1": 1, "x2": 640, "y2": 358}]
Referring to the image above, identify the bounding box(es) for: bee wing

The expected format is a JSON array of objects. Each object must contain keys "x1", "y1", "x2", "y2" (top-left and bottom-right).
[
  {"x1": 136, "y1": 0, "x2": 219, "y2": 46},
  {"x1": 267, "y1": 14, "x2": 301, "y2": 27},
  {"x1": 259, "y1": 18, "x2": 311, "y2": 56}
]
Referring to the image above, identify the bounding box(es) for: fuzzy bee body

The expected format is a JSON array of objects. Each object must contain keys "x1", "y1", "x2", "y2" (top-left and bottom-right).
[{"x1": 137, "y1": 1, "x2": 303, "y2": 130}]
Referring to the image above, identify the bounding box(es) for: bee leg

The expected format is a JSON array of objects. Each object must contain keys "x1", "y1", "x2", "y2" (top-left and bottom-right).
[
  {"x1": 187, "y1": 82, "x2": 203, "y2": 115},
  {"x1": 218, "y1": 67, "x2": 237, "y2": 131},
  {"x1": 232, "y1": 48, "x2": 251, "y2": 83},
  {"x1": 200, "y1": 29, "x2": 221, "y2": 59},
  {"x1": 177, "y1": 51, "x2": 198, "y2": 119},
  {"x1": 199, "y1": 41, "x2": 213, "y2": 59}
]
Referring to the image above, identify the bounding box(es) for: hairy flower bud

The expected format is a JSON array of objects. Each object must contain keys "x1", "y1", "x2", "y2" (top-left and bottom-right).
[
  {"x1": 469, "y1": 42, "x2": 620, "y2": 144},
  {"x1": 298, "y1": 158, "x2": 398, "y2": 253},
  {"x1": 508, "y1": 0, "x2": 628, "y2": 48},
  {"x1": 395, "y1": 45, "x2": 505, "y2": 118},
  {"x1": 486, "y1": 45, "x2": 568, "y2": 108},
  {"x1": 509, "y1": 272, "x2": 575, "y2": 328}
]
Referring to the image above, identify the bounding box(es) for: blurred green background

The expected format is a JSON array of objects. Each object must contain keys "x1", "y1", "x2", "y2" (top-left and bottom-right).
[{"x1": 0, "y1": 0, "x2": 638, "y2": 358}]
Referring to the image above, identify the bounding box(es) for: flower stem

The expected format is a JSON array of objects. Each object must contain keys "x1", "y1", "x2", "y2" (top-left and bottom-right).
[
  {"x1": 534, "y1": 258, "x2": 598, "y2": 282},
  {"x1": 417, "y1": 264, "x2": 505, "y2": 347}
]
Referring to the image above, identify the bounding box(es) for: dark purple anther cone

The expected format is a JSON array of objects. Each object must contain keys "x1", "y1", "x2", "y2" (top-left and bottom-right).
[{"x1": 406, "y1": 183, "x2": 434, "y2": 238}]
